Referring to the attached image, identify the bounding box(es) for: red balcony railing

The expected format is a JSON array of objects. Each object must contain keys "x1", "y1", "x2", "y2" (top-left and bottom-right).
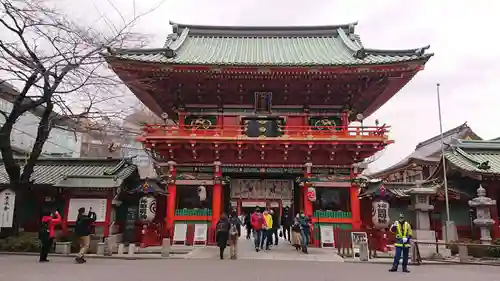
[{"x1": 141, "y1": 124, "x2": 390, "y2": 140}]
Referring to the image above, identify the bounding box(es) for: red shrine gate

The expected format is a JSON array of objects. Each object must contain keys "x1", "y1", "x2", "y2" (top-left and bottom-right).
[{"x1": 104, "y1": 21, "x2": 431, "y2": 246}]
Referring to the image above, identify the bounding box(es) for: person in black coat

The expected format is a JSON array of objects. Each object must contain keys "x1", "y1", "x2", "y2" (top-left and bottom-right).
[
  {"x1": 244, "y1": 212, "x2": 252, "y2": 239},
  {"x1": 281, "y1": 206, "x2": 292, "y2": 242},
  {"x1": 270, "y1": 210, "x2": 280, "y2": 245},
  {"x1": 215, "y1": 213, "x2": 230, "y2": 259}
]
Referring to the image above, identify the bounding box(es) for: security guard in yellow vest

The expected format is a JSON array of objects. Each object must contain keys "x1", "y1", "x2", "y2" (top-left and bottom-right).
[{"x1": 389, "y1": 213, "x2": 412, "y2": 273}]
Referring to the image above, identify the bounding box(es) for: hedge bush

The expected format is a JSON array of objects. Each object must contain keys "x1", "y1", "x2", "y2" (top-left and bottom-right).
[
  {"x1": 0, "y1": 232, "x2": 40, "y2": 252},
  {"x1": 449, "y1": 238, "x2": 500, "y2": 258}
]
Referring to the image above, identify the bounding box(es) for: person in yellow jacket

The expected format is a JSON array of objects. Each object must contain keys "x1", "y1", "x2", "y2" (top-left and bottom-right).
[
  {"x1": 261, "y1": 210, "x2": 273, "y2": 250},
  {"x1": 389, "y1": 213, "x2": 413, "y2": 273}
]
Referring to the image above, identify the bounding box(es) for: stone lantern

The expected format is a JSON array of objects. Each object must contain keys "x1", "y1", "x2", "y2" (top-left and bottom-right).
[
  {"x1": 408, "y1": 184, "x2": 436, "y2": 242},
  {"x1": 468, "y1": 185, "x2": 496, "y2": 244}
]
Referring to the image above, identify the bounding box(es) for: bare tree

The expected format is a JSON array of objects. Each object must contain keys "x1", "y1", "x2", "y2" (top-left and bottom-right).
[{"x1": 0, "y1": 0, "x2": 160, "y2": 233}]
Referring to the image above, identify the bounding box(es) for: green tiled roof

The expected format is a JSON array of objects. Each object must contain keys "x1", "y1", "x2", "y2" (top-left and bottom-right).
[
  {"x1": 445, "y1": 139, "x2": 500, "y2": 175},
  {"x1": 106, "y1": 22, "x2": 432, "y2": 67},
  {"x1": 359, "y1": 181, "x2": 469, "y2": 199},
  {"x1": 0, "y1": 157, "x2": 138, "y2": 187}
]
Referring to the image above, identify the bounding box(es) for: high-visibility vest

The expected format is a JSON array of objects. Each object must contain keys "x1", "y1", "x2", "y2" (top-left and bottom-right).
[{"x1": 393, "y1": 221, "x2": 412, "y2": 247}]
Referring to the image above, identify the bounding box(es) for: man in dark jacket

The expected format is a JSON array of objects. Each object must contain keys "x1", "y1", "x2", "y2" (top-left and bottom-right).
[
  {"x1": 270, "y1": 209, "x2": 280, "y2": 245},
  {"x1": 281, "y1": 206, "x2": 292, "y2": 242},
  {"x1": 74, "y1": 207, "x2": 96, "y2": 263}
]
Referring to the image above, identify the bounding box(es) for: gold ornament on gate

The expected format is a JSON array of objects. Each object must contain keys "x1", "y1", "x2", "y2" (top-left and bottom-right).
[{"x1": 190, "y1": 118, "x2": 212, "y2": 129}]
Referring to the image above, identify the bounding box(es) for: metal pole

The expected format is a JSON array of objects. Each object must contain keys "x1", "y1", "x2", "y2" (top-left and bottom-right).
[{"x1": 436, "y1": 83, "x2": 451, "y2": 241}]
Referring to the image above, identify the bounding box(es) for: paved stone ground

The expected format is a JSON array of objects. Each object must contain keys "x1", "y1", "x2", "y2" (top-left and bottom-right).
[
  {"x1": 1, "y1": 255, "x2": 500, "y2": 281},
  {"x1": 185, "y1": 234, "x2": 343, "y2": 262}
]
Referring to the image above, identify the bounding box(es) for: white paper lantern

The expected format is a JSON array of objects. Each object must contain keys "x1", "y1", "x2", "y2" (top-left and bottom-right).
[
  {"x1": 371, "y1": 199, "x2": 391, "y2": 229},
  {"x1": 198, "y1": 185, "x2": 207, "y2": 201},
  {"x1": 138, "y1": 196, "x2": 156, "y2": 222}
]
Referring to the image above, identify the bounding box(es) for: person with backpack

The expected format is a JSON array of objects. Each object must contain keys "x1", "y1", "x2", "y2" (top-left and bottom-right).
[
  {"x1": 74, "y1": 207, "x2": 96, "y2": 263},
  {"x1": 291, "y1": 214, "x2": 302, "y2": 251},
  {"x1": 215, "y1": 213, "x2": 231, "y2": 259},
  {"x1": 228, "y1": 211, "x2": 241, "y2": 259},
  {"x1": 250, "y1": 207, "x2": 266, "y2": 252},
  {"x1": 38, "y1": 210, "x2": 61, "y2": 262}
]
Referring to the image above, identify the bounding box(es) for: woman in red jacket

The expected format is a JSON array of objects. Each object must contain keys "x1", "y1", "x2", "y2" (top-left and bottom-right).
[{"x1": 39, "y1": 210, "x2": 61, "y2": 262}]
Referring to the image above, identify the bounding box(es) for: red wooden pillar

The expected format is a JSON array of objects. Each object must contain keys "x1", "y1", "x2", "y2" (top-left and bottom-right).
[
  {"x1": 350, "y1": 167, "x2": 361, "y2": 230},
  {"x1": 303, "y1": 163, "x2": 313, "y2": 217},
  {"x1": 165, "y1": 161, "x2": 177, "y2": 237},
  {"x1": 212, "y1": 161, "x2": 222, "y2": 226},
  {"x1": 104, "y1": 194, "x2": 113, "y2": 237},
  {"x1": 62, "y1": 193, "x2": 70, "y2": 234},
  {"x1": 350, "y1": 185, "x2": 361, "y2": 230}
]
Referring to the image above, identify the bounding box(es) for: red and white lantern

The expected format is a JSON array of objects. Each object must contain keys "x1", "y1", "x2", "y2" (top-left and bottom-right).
[{"x1": 307, "y1": 186, "x2": 316, "y2": 202}]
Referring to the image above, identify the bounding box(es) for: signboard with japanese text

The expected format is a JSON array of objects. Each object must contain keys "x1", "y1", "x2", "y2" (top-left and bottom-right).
[
  {"x1": 193, "y1": 224, "x2": 208, "y2": 246},
  {"x1": 67, "y1": 198, "x2": 107, "y2": 222},
  {"x1": 319, "y1": 225, "x2": 335, "y2": 248},
  {"x1": 351, "y1": 231, "x2": 368, "y2": 256},
  {"x1": 0, "y1": 189, "x2": 15, "y2": 228},
  {"x1": 173, "y1": 223, "x2": 188, "y2": 245}
]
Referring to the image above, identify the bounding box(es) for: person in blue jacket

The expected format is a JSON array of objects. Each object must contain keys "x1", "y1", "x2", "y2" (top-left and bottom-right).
[{"x1": 389, "y1": 213, "x2": 412, "y2": 273}]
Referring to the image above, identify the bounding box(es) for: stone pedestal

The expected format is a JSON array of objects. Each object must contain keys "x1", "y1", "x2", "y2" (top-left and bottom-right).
[
  {"x1": 408, "y1": 185, "x2": 450, "y2": 258},
  {"x1": 469, "y1": 185, "x2": 496, "y2": 244},
  {"x1": 161, "y1": 238, "x2": 171, "y2": 257}
]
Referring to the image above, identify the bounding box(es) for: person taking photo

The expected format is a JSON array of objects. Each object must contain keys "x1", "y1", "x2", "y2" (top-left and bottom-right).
[{"x1": 74, "y1": 207, "x2": 96, "y2": 264}]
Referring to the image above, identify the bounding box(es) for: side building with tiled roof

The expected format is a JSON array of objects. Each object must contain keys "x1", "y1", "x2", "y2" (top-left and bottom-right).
[
  {"x1": 426, "y1": 139, "x2": 500, "y2": 240},
  {"x1": 369, "y1": 122, "x2": 481, "y2": 182},
  {"x1": 0, "y1": 157, "x2": 166, "y2": 246}
]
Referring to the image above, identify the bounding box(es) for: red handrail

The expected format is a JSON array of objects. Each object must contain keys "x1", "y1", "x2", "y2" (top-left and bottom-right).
[{"x1": 142, "y1": 124, "x2": 389, "y2": 138}]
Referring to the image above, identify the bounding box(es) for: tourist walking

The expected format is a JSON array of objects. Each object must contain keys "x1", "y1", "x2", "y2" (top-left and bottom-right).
[
  {"x1": 215, "y1": 213, "x2": 231, "y2": 259},
  {"x1": 74, "y1": 207, "x2": 97, "y2": 263},
  {"x1": 228, "y1": 211, "x2": 241, "y2": 259},
  {"x1": 250, "y1": 207, "x2": 266, "y2": 252},
  {"x1": 261, "y1": 210, "x2": 273, "y2": 250},
  {"x1": 389, "y1": 213, "x2": 413, "y2": 273},
  {"x1": 291, "y1": 214, "x2": 302, "y2": 251},
  {"x1": 245, "y1": 212, "x2": 252, "y2": 239},
  {"x1": 281, "y1": 206, "x2": 292, "y2": 242},
  {"x1": 270, "y1": 209, "x2": 280, "y2": 245},
  {"x1": 38, "y1": 210, "x2": 61, "y2": 262},
  {"x1": 298, "y1": 211, "x2": 311, "y2": 254}
]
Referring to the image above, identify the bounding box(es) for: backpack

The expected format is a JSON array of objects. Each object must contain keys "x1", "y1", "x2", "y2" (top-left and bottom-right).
[
  {"x1": 229, "y1": 222, "x2": 238, "y2": 236},
  {"x1": 38, "y1": 221, "x2": 49, "y2": 240},
  {"x1": 216, "y1": 220, "x2": 229, "y2": 233}
]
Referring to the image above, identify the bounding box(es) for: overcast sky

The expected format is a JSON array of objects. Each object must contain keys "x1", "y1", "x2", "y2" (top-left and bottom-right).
[{"x1": 64, "y1": 0, "x2": 500, "y2": 172}]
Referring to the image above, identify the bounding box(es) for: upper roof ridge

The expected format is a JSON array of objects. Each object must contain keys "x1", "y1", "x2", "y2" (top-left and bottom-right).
[{"x1": 168, "y1": 21, "x2": 358, "y2": 37}]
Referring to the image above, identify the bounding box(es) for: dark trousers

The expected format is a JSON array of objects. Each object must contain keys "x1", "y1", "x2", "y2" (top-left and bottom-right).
[
  {"x1": 272, "y1": 228, "x2": 279, "y2": 245},
  {"x1": 246, "y1": 225, "x2": 251, "y2": 239},
  {"x1": 282, "y1": 226, "x2": 291, "y2": 241},
  {"x1": 39, "y1": 237, "x2": 53, "y2": 261},
  {"x1": 254, "y1": 229, "x2": 262, "y2": 249},
  {"x1": 260, "y1": 229, "x2": 272, "y2": 249},
  {"x1": 216, "y1": 232, "x2": 229, "y2": 259},
  {"x1": 392, "y1": 246, "x2": 410, "y2": 269}
]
